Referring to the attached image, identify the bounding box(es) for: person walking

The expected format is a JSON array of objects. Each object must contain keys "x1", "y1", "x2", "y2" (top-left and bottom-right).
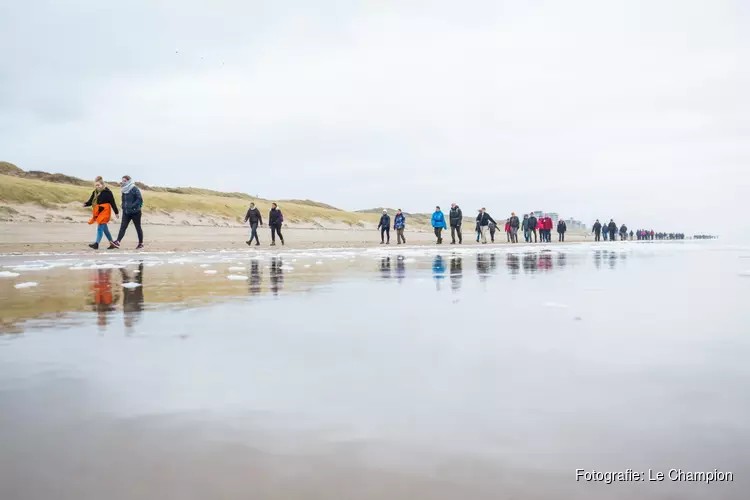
[
  {"x1": 620, "y1": 224, "x2": 628, "y2": 241},
  {"x1": 503, "y1": 219, "x2": 510, "y2": 242},
  {"x1": 522, "y1": 214, "x2": 530, "y2": 242},
  {"x1": 602, "y1": 222, "x2": 609, "y2": 241},
  {"x1": 593, "y1": 219, "x2": 602, "y2": 241},
  {"x1": 449, "y1": 203, "x2": 463, "y2": 244},
  {"x1": 84, "y1": 179, "x2": 118, "y2": 250},
  {"x1": 431, "y1": 206, "x2": 447, "y2": 244},
  {"x1": 528, "y1": 212, "x2": 538, "y2": 242},
  {"x1": 377, "y1": 209, "x2": 391, "y2": 244},
  {"x1": 269, "y1": 203, "x2": 284, "y2": 246},
  {"x1": 476, "y1": 208, "x2": 496, "y2": 244},
  {"x1": 243, "y1": 202, "x2": 263, "y2": 246},
  {"x1": 557, "y1": 219, "x2": 567, "y2": 242},
  {"x1": 509, "y1": 212, "x2": 520, "y2": 243},
  {"x1": 112, "y1": 175, "x2": 144, "y2": 249},
  {"x1": 608, "y1": 219, "x2": 618, "y2": 241},
  {"x1": 629, "y1": 230, "x2": 634, "y2": 240},
  {"x1": 543, "y1": 214, "x2": 554, "y2": 242},
  {"x1": 394, "y1": 209, "x2": 406, "y2": 244},
  {"x1": 489, "y1": 220, "x2": 497, "y2": 243}
]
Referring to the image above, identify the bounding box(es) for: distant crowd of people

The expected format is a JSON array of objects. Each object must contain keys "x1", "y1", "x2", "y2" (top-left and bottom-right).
[{"x1": 82, "y1": 176, "x2": 698, "y2": 250}]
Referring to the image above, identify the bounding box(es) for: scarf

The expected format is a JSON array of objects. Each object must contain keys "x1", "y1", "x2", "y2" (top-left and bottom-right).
[
  {"x1": 121, "y1": 179, "x2": 135, "y2": 194},
  {"x1": 91, "y1": 189, "x2": 100, "y2": 206}
]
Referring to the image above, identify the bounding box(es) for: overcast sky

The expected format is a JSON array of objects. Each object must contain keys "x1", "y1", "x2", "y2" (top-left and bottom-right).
[{"x1": 1, "y1": 0, "x2": 748, "y2": 231}]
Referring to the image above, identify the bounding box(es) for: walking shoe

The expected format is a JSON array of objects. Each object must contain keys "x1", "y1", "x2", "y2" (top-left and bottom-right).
[
  {"x1": 111, "y1": 240, "x2": 120, "y2": 248},
  {"x1": 246, "y1": 240, "x2": 252, "y2": 246},
  {"x1": 136, "y1": 243, "x2": 144, "y2": 250},
  {"x1": 88, "y1": 243, "x2": 99, "y2": 250},
  {"x1": 107, "y1": 243, "x2": 117, "y2": 250},
  {"x1": 380, "y1": 241, "x2": 384, "y2": 245},
  {"x1": 270, "y1": 242, "x2": 276, "y2": 246},
  {"x1": 281, "y1": 239, "x2": 284, "y2": 246},
  {"x1": 255, "y1": 242, "x2": 260, "y2": 246}
]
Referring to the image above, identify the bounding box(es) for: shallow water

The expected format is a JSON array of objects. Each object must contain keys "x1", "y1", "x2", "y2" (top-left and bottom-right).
[{"x1": 1, "y1": 241, "x2": 749, "y2": 499}]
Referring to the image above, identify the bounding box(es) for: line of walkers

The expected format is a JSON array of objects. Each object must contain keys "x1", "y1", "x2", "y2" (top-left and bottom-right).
[{"x1": 84, "y1": 175, "x2": 144, "y2": 250}]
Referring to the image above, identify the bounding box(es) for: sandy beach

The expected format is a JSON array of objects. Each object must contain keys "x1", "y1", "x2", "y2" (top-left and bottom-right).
[{"x1": 0, "y1": 222, "x2": 591, "y2": 253}]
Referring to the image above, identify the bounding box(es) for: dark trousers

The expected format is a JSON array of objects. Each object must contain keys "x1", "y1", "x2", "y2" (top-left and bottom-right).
[
  {"x1": 451, "y1": 226, "x2": 462, "y2": 243},
  {"x1": 510, "y1": 229, "x2": 518, "y2": 243},
  {"x1": 249, "y1": 223, "x2": 259, "y2": 244},
  {"x1": 558, "y1": 232, "x2": 565, "y2": 242},
  {"x1": 531, "y1": 229, "x2": 538, "y2": 242},
  {"x1": 595, "y1": 232, "x2": 601, "y2": 241},
  {"x1": 434, "y1": 227, "x2": 443, "y2": 243},
  {"x1": 380, "y1": 227, "x2": 390, "y2": 243},
  {"x1": 397, "y1": 228, "x2": 406, "y2": 244},
  {"x1": 117, "y1": 211, "x2": 143, "y2": 243},
  {"x1": 271, "y1": 224, "x2": 283, "y2": 243}
]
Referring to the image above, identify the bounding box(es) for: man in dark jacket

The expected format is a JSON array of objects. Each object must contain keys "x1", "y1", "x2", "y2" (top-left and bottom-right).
[
  {"x1": 449, "y1": 203, "x2": 463, "y2": 244},
  {"x1": 593, "y1": 219, "x2": 602, "y2": 241},
  {"x1": 113, "y1": 175, "x2": 144, "y2": 249},
  {"x1": 521, "y1": 214, "x2": 530, "y2": 242},
  {"x1": 476, "y1": 208, "x2": 496, "y2": 244},
  {"x1": 557, "y1": 219, "x2": 567, "y2": 241},
  {"x1": 620, "y1": 224, "x2": 628, "y2": 241},
  {"x1": 527, "y1": 213, "x2": 538, "y2": 243},
  {"x1": 269, "y1": 203, "x2": 284, "y2": 246},
  {"x1": 608, "y1": 219, "x2": 618, "y2": 241},
  {"x1": 244, "y1": 202, "x2": 263, "y2": 246},
  {"x1": 377, "y1": 209, "x2": 391, "y2": 244},
  {"x1": 509, "y1": 212, "x2": 520, "y2": 243}
]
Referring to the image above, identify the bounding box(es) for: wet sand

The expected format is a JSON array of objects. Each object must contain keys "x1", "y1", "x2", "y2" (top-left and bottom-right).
[
  {"x1": 0, "y1": 222, "x2": 589, "y2": 253},
  {"x1": 2, "y1": 241, "x2": 749, "y2": 499}
]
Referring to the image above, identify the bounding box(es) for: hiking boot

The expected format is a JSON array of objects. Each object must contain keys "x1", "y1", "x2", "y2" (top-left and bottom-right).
[
  {"x1": 136, "y1": 243, "x2": 144, "y2": 250},
  {"x1": 107, "y1": 243, "x2": 117, "y2": 250},
  {"x1": 255, "y1": 242, "x2": 260, "y2": 246},
  {"x1": 270, "y1": 242, "x2": 276, "y2": 246},
  {"x1": 89, "y1": 243, "x2": 99, "y2": 250},
  {"x1": 246, "y1": 240, "x2": 252, "y2": 246},
  {"x1": 380, "y1": 241, "x2": 384, "y2": 245}
]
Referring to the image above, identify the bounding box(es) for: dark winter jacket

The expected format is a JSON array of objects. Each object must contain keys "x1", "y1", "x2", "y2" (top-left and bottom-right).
[
  {"x1": 121, "y1": 186, "x2": 143, "y2": 215},
  {"x1": 608, "y1": 221, "x2": 618, "y2": 233},
  {"x1": 557, "y1": 220, "x2": 567, "y2": 233},
  {"x1": 85, "y1": 187, "x2": 119, "y2": 215},
  {"x1": 528, "y1": 216, "x2": 538, "y2": 230},
  {"x1": 476, "y1": 212, "x2": 496, "y2": 227},
  {"x1": 244, "y1": 207, "x2": 263, "y2": 225},
  {"x1": 269, "y1": 208, "x2": 283, "y2": 226},
  {"x1": 394, "y1": 213, "x2": 405, "y2": 229},
  {"x1": 620, "y1": 225, "x2": 628, "y2": 234},
  {"x1": 510, "y1": 215, "x2": 520, "y2": 229},
  {"x1": 378, "y1": 214, "x2": 391, "y2": 229},
  {"x1": 449, "y1": 206, "x2": 463, "y2": 227},
  {"x1": 522, "y1": 216, "x2": 529, "y2": 230},
  {"x1": 593, "y1": 221, "x2": 602, "y2": 233}
]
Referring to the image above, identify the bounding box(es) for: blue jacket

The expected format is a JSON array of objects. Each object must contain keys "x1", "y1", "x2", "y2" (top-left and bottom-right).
[
  {"x1": 394, "y1": 213, "x2": 405, "y2": 229},
  {"x1": 431, "y1": 211, "x2": 447, "y2": 229},
  {"x1": 121, "y1": 186, "x2": 143, "y2": 215}
]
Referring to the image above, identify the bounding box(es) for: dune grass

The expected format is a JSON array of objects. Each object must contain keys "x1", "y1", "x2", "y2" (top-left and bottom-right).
[{"x1": 0, "y1": 174, "x2": 432, "y2": 227}]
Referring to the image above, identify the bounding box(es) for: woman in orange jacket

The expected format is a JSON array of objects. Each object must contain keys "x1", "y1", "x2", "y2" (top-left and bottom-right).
[{"x1": 84, "y1": 179, "x2": 119, "y2": 249}]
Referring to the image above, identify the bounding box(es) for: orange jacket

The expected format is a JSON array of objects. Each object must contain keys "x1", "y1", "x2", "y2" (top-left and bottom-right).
[{"x1": 89, "y1": 203, "x2": 112, "y2": 225}]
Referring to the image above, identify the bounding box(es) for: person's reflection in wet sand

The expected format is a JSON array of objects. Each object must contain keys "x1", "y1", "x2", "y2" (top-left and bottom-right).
[
  {"x1": 506, "y1": 253, "x2": 520, "y2": 275},
  {"x1": 119, "y1": 263, "x2": 144, "y2": 332},
  {"x1": 249, "y1": 260, "x2": 262, "y2": 295},
  {"x1": 557, "y1": 252, "x2": 567, "y2": 269},
  {"x1": 476, "y1": 253, "x2": 491, "y2": 281},
  {"x1": 538, "y1": 253, "x2": 553, "y2": 272},
  {"x1": 270, "y1": 257, "x2": 284, "y2": 296},
  {"x1": 395, "y1": 255, "x2": 406, "y2": 284},
  {"x1": 489, "y1": 253, "x2": 497, "y2": 273},
  {"x1": 450, "y1": 255, "x2": 462, "y2": 292},
  {"x1": 380, "y1": 256, "x2": 392, "y2": 280},
  {"x1": 90, "y1": 269, "x2": 118, "y2": 331},
  {"x1": 432, "y1": 255, "x2": 446, "y2": 291},
  {"x1": 523, "y1": 253, "x2": 538, "y2": 274},
  {"x1": 609, "y1": 251, "x2": 618, "y2": 269},
  {"x1": 593, "y1": 250, "x2": 603, "y2": 270}
]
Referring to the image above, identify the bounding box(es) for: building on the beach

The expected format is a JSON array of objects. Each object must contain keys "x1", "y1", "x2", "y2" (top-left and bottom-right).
[{"x1": 548, "y1": 212, "x2": 559, "y2": 223}]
